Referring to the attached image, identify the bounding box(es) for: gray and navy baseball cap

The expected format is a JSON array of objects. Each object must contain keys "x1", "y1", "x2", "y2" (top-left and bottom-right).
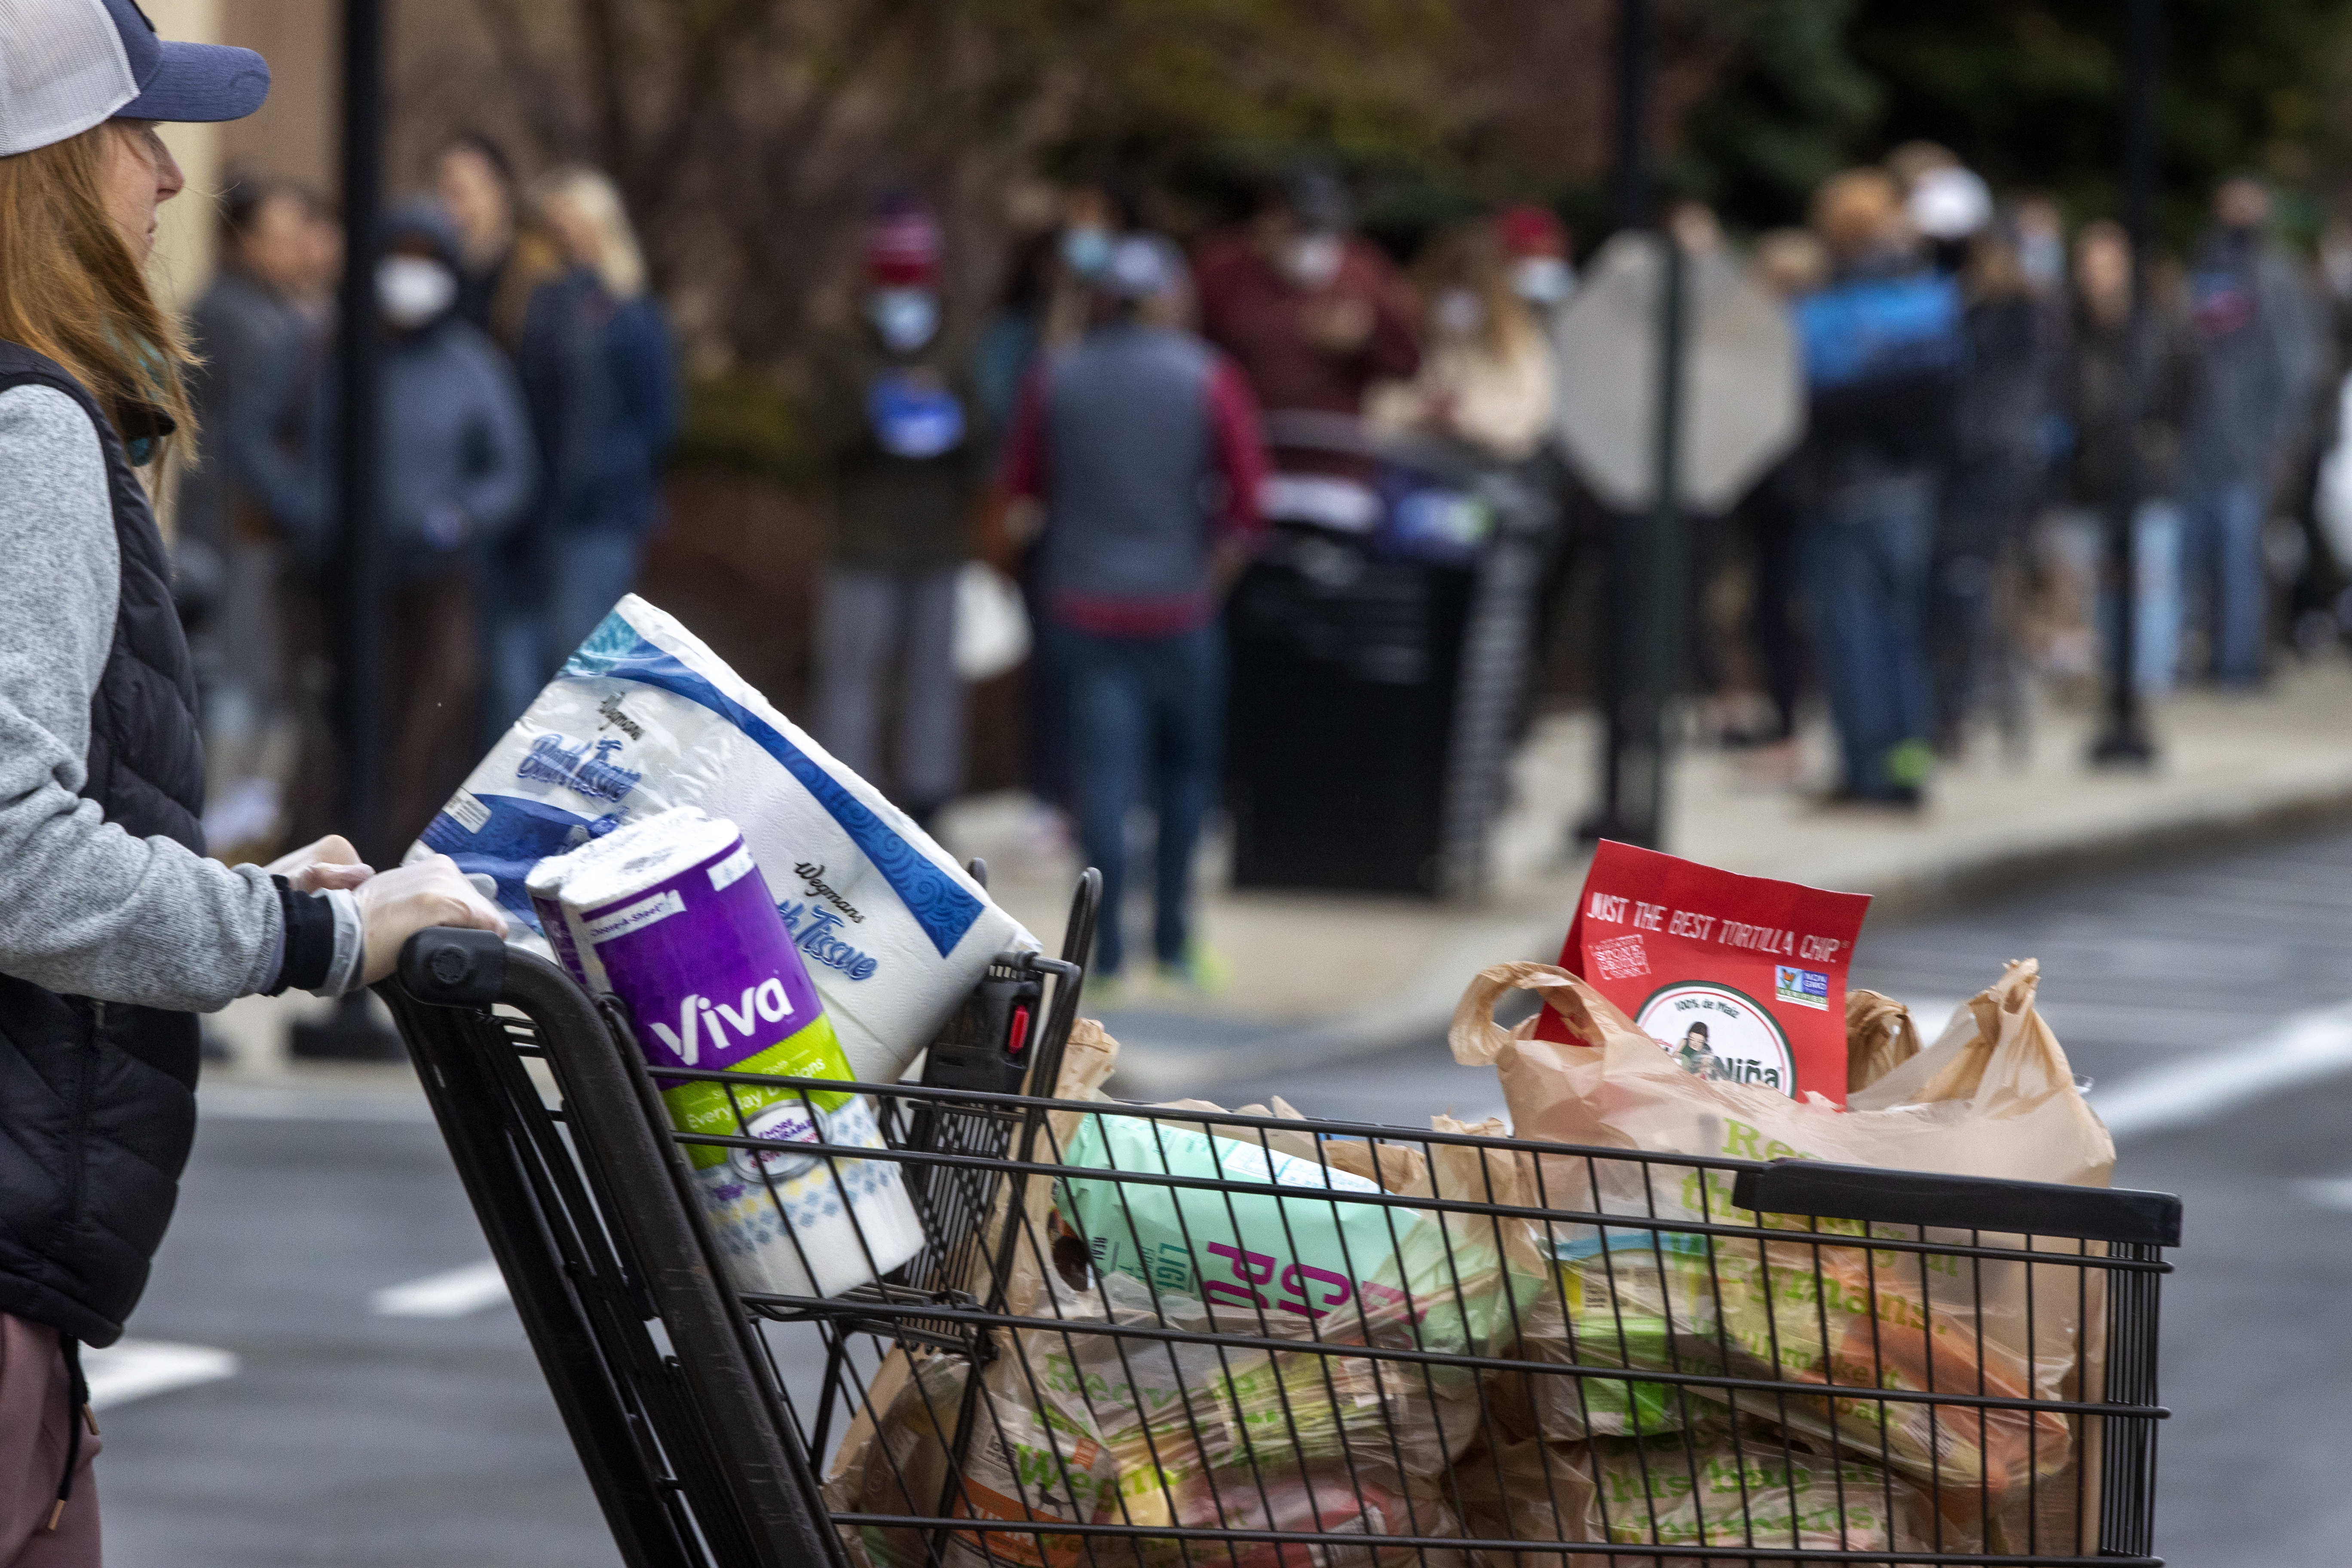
[
  {"x1": 1104, "y1": 234, "x2": 1188, "y2": 302},
  {"x1": 0, "y1": 0, "x2": 269, "y2": 157}
]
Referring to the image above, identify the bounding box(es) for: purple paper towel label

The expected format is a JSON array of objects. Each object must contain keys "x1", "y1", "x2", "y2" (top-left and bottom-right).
[
  {"x1": 574, "y1": 839, "x2": 825, "y2": 1075},
  {"x1": 544, "y1": 831, "x2": 853, "y2": 1171}
]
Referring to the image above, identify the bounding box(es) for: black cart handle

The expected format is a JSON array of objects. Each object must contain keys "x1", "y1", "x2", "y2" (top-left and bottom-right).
[
  {"x1": 398, "y1": 927, "x2": 508, "y2": 1008},
  {"x1": 1733, "y1": 1161, "x2": 2183, "y2": 1248}
]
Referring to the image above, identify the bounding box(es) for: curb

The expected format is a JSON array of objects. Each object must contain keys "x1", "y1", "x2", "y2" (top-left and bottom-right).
[{"x1": 1857, "y1": 777, "x2": 2352, "y2": 918}]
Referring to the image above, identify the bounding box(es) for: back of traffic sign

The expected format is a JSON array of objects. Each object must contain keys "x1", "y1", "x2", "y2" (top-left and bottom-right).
[{"x1": 1553, "y1": 231, "x2": 1804, "y2": 516}]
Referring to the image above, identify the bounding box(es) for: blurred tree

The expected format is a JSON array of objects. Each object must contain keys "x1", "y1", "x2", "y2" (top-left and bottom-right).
[
  {"x1": 442, "y1": 0, "x2": 1478, "y2": 374},
  {"x1": 1674, "y1": 0, "x2": 2352, "y2": 237},
  {"x1": 1865, "y1": 0, "x2": 2352, "y2": 242},
  {"x1": 1674, "y1": 0, "x2": 1882, "y2": 229},
  {"x1": 401, "y1": 0, "x2": 2352, "y2": 451}
]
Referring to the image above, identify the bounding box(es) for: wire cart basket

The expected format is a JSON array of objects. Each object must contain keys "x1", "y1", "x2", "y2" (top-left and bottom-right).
[{"x1": 380, "y1": 870, "x2": 2180, "y2": 1568}]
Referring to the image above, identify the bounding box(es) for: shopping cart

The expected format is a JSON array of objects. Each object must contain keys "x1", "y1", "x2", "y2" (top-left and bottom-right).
[{"x1": 381, "y1": 874, "x2": 2180, "y2": 1568}]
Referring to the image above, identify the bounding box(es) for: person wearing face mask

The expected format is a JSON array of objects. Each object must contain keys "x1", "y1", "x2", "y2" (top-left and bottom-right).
[
  {"x1": 2176, "y1": 175, "x2": 2323, "y2": 686},
  {"x1": 1195, "y1": 164, "x2": 1419, "y2": 513},
  {"x1": 260, "y1": 204, "x2": 537, "y2": 841},
  {"x1": 1494, "y1": 203, "x2": 1576, "y2": 404},
  {"x1": 1368, "y1": 221, "x2": 1556, "y2": 462},
  {"x1": 975, "y1": 186, "x2": 1127, "y2": 425},
  {"x1": 810, "y1": 197, "x2": 982, "y2": 830},
  {"x1": 0, "y1": 5, "x2": 508, "y2": 1552},
  {"x1": 1794, "y1": 168, "x2": 1966, "y2": 808}
]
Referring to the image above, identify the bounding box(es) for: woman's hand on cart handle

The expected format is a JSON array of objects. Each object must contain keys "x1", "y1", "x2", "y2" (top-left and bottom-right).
[
  {"x1": 264, "y1": 834, "x2": 375, "y2": 892},
  {"x1": 355, "y1": 855, "x2": 508, "y2": 986}
]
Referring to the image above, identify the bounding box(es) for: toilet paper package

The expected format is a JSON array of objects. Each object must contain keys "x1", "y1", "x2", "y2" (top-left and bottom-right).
[
  {"x1": 412, "y1": 594, "x2": 1031, "y2": 1084},
  {"x1": 530, "y1": 808, "x2": 925, "y2": 1299}
]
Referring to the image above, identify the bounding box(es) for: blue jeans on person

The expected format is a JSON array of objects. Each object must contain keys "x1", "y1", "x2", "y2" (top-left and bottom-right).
[
  {"x1": 548, "y1": 527, "x2": 646, "y2": 670},
  {"x1": 482, "y1": 602, "x2": 547, "y2": 744},
  {"x1": 1063, "y1": 621, "x2": 1223, "y2": 977},
  {"x1": 2102, "y1": 500, "x2": 2183, "y2": 693},
  {"x1": 1802, "y1": 471, "x2": 1936, "y2": 799},
  {"x1": 2178, "y1": 476, "x2": 2267, "y2": 684},
  {"x1": 480, "y1": 530, "x2": 649, "y2": 744}
]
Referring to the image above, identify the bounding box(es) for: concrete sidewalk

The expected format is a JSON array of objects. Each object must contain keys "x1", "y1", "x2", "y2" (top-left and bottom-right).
[{"x1": 939, "y1": 655, "x2": 2352, "y2": 1096}]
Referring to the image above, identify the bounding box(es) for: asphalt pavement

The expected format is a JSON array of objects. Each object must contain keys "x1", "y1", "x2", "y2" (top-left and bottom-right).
[{"x1": 92, "y1": 826, "x2": 2352, "y2": 1565}]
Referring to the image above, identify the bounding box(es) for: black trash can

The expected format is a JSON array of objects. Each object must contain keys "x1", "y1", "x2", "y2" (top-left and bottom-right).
[
  {"x1": 1225, "y1": 415, "x2": 1553, "y2": 898},
  {"x1": 1226, "y1": 533, "x2": 1473, "y2": 895}
]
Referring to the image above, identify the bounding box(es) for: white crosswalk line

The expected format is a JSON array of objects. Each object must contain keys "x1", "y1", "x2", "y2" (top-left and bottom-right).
[
  {"x1": 371, "y1": 1259, "x2": 511, "y2": 1318},
  {"x1": 83, "y1": 1339, "x2": 238, "y2": 1411},
  {"x1": 2294, "y1": 1176, "x2": 2352, "y2": 1210},
  {"x1": 2088, "y1": 1001, "x2": 2352, "y2": 1141}
]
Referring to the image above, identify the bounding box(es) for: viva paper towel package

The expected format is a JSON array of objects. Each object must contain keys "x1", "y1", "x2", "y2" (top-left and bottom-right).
[
  {"x1": 412, "y1": 594, "x2": 1030, "y2": 1083},
  {"x1": 530, "y1": 807, "x2": 925, "y2": 1298}
]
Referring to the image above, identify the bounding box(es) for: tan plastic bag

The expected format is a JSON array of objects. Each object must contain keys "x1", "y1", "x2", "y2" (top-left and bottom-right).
[
  {"x1": 1450, "y1": 959, "x2": 2110, "y2": 1186},
  {"x1": 1451, "y1": 959, "x2": 2110, "y2": 1542},
  {"x1": 1845, "y1": 989, "x2": 1920, "y2": 1093}
]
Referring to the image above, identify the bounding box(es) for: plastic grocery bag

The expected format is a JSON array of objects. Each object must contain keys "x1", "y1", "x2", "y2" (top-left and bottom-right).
[
  {"x1": 1049, "y1": 1110, "x2": 1546, "y2": 1485},
  {"x1": 1450, "y1": 959, "x2": 2109, "y2": 1531},
  {"x1": 859, "y1": 1336, "x2": 1463, "y2": 1568},
  {"x1": 410, "y1": 594, "x2": 1030, "y2": 1082},
  {"x1": 952, "y1": 561, "x2": 1032, "y2": 682},
  {"x1": 854, "y1": 1349, "x2": 1120, "y2": 1568},
  {"x1": 1574, "y1": 1420, "x2": 1938, "y2": 1567}
]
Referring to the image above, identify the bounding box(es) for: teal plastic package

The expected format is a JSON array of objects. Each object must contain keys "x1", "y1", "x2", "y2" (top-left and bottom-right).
[{"x1": 1053, "y1": 1113, "x2": 1539, "y2": 1356}]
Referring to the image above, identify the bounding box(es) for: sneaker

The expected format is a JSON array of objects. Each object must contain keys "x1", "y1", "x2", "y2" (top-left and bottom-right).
[
  {"x1": 1155, "y1": 944, "x2": 1230, "y2": 998},
  {"x1": 1884, "y1": 738, "x2": 1936, "y2": 790}
]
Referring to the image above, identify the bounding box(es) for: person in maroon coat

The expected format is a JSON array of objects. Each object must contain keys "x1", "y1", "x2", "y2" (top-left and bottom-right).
[{"x1": 1195, "y1": 167, "x2": 1418, "y2": 524}]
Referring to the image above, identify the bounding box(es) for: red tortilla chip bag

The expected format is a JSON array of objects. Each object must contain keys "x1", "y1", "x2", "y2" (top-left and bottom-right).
[{"x1": 1536, "y1": 842, "x2": 1870, "y2": 1105}]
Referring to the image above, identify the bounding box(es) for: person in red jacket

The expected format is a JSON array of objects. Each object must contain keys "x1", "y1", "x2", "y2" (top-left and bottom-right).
[{"x1": 1195, "y1": 166, "x2": 1418, "y2": 527}]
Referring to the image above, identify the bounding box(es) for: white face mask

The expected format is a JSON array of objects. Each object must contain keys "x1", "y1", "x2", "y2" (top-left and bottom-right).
[
  {"x1": 867, "y1": 288, "x2": 940, "y2": 353},
  {"x1": 1061, "y1": 225, "x2": 1114, "y2": 279},
  {"x1": 377, "y1": 254, "x2": 456, "y2": 329},
  {"x1": 1282, "y1": 233, "x2": 1344, "y2": 289},
  {"x1": 1511, "y1": 254, "x2": 1573, "y2": 305},
  {"x1": 1433, "y1": 287, "x2": 1484, "y2": 337}
]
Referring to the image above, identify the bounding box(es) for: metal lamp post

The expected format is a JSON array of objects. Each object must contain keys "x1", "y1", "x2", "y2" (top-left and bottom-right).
[
  {"x1": 292, "y1": 0, "x2": 398, "y2": 1060},
  {"x1": 2092, "y1": 0, "x2": 2163, "y2": 767}
]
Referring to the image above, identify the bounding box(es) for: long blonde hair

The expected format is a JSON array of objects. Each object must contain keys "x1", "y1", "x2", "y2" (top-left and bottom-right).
[
  {"x1": 0, "y1": 123, "x2": 195, "y2": 452},
  {"x1": 531, "y1": 165, "x2": 646, "y2": 299}
]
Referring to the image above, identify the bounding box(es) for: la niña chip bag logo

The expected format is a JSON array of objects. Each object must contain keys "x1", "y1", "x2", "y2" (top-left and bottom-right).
[{"x1": 1535, "y1": 842, "x2": 1871, "y2": 1104}]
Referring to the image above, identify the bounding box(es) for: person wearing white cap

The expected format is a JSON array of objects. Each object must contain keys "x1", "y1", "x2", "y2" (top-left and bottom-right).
[{"x1": 0, "y1": 3, "x2": 506, "y2": 1553}]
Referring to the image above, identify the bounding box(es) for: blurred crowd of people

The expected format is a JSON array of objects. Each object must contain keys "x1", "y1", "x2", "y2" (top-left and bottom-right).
[
  {"x1": 806, "y1": 166, "x2": 1583, "y2": 989},
  {"x1": 177, "y1": 134, "x2": 677, "y2": 857},
  {"x1": 171, "y1": 134, "x2": 2352, "y2": 984},
  {"x1": 808, "y1": 147, "x2": 2352, "y2": 982},
  {"x1": 1714, "y1": 146, "x2": 2338, "y2": 807}
]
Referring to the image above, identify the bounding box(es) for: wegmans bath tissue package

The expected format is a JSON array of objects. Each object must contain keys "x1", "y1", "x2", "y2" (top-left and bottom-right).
[
  {"x1": 411, "y1": 594, "x2": 1030, "y2": 1083},
  {"x1": 531, "y1": 808, "x2": 925, "y2": 1298}
]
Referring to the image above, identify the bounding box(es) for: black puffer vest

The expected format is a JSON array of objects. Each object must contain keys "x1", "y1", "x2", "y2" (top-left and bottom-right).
[{"x1": 0, "y1": 342, "x2": 205, "y2": 1347}]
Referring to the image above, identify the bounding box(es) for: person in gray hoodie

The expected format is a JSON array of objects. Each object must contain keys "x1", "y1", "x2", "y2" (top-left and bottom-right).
[
  {"x1": 261, "y1": 203, "x2": 538, "y2": 840},
  {"x1": 0, "y1": 5, "x2": 505, "y2": 1551}
]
